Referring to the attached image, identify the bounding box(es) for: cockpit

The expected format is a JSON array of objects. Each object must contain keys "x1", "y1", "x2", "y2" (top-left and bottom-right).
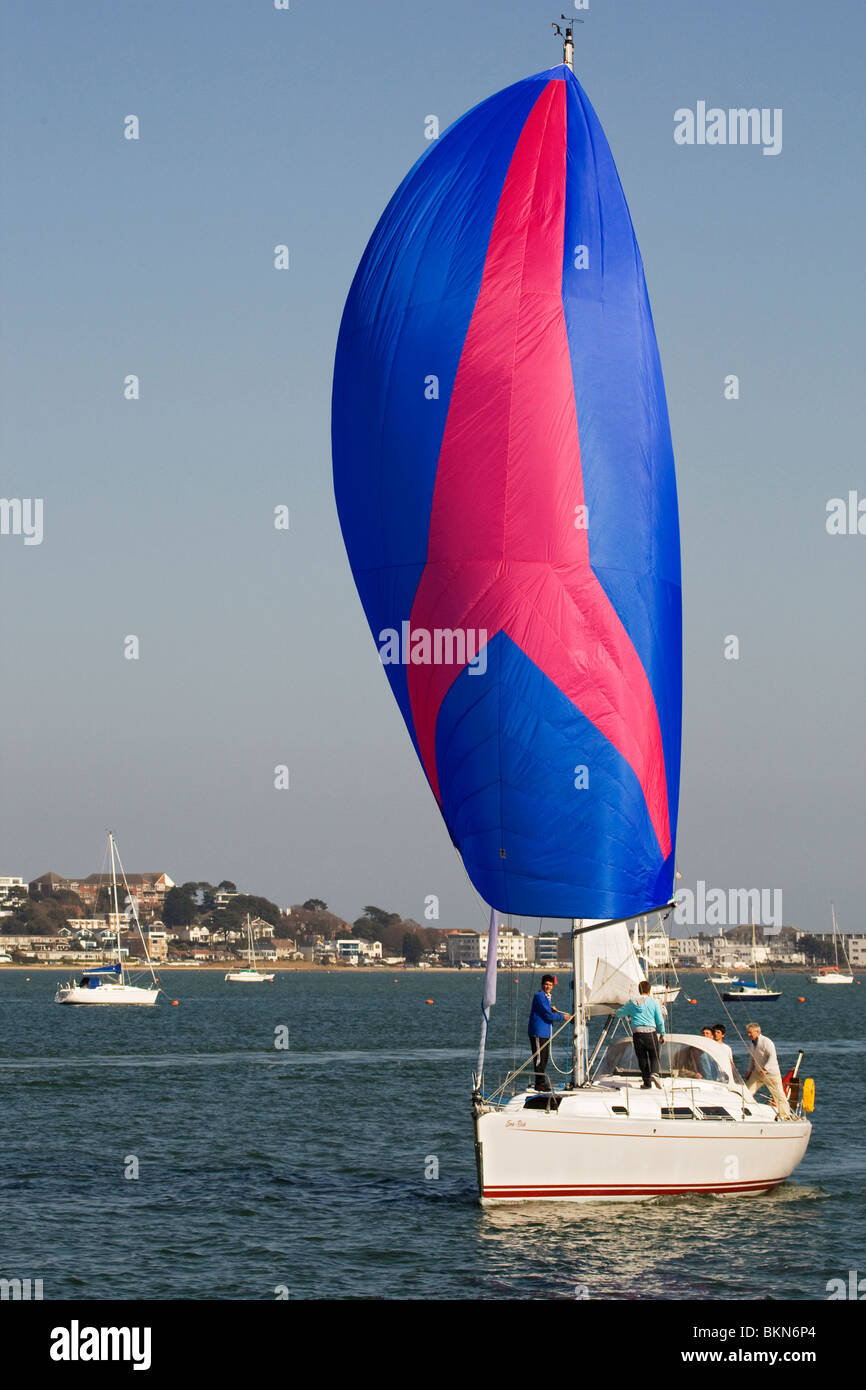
[{"x1": 598, "y1": 1037, "x2": 744, "y2": 1087}]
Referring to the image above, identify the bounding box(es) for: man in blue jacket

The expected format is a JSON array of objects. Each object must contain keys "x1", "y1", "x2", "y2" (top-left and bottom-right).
[
  {"x1": 614, "y1": 980, "x2": 666, "y2": 1088},
  {"x1": 528, "y1": 975, "x2": 571, "y2": 1091}
]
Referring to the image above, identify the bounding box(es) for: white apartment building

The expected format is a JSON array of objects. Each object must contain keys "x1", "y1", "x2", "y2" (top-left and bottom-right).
[
  {"x1": 636, "y1": 934, "x2": 673, "y2": 968},
  {"x1": 495, "y1": 927, "x2": 526, "y2": 964},
  {"x1": 446, "y1": 928, "x2": 527, "y2": 967},
  {"x1": 670, "y1": 936, "x2": 713, "y2": 964},
  {"x1": 334, "y1": 938, "x2": 382, "y2": 964}
]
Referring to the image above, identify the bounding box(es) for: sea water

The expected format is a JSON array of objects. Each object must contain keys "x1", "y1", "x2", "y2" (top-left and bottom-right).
[{"x1": 0, "y1": 969, "x2": 862, "y2": 1300}]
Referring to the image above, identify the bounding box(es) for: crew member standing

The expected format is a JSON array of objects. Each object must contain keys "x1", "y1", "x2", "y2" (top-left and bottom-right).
[
  {"x1": 712, "y1": 1023, "x2": 736, "y2": 1079},
  {"x1": 614, "y1": 980, "x2": 666, "y2": 1088},
  {"x1": 744, "y1": 1022, "x2": 792, "y2": 1119},
  {"x1": 528, "y1": 975, "x2": 570, "y2": 1092}
]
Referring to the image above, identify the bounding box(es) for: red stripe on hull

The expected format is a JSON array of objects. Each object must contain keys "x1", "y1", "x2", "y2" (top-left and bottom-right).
[{"x1": 483, "y1": 1178, "x2": 783, "y2": 1199}]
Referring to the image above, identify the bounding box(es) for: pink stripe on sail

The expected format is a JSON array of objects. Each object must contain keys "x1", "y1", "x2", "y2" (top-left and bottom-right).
[{"x1": 407, "y1": 79, "x2": 671, "y2": 858}]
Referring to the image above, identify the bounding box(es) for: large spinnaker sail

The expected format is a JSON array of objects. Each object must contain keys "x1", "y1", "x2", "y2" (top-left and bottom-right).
[{"x1": 333, "y1": 65, "x2": 681, "y2": 921}]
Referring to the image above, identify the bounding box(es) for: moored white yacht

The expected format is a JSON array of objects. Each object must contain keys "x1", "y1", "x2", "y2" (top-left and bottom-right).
[
  {"x1": 55, "y1": 834, "x2": 161, "y2": 1007},
  {"x1": 225, "y1": 916, "x2": 275, "y2": 982},
  {"x1": 810, "y1": 906, "x2": 854, "y2": 984},
  {"x1": 721, "y1": 917, "x2": 781, "y2": 1001},
  {"x1": 55, "y1": 962, "x2": 160, "y2": 1007}
]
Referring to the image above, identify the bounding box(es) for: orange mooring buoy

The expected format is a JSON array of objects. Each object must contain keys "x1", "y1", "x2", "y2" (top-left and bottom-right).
[
  {"x1": 689, "y1": 997, "x2": 697, "y2": 1004},
  {"x1": 171, "y1": 999, "x2": 179, "y2": 1006},
  {"x1": 426, "y1": 998, "x2": 434, "y2": 1005},
  {"x1": 797, "y1": 996, "x2": 805, "y2": 1003}
]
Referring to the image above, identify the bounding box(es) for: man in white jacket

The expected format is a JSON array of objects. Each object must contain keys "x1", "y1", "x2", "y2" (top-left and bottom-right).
[{"x1": 744, "y1": 1022, "x2": 792, "y2": 1119}]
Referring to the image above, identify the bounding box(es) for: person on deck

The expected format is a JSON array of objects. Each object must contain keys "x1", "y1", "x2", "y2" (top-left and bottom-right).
[
  {"x1": 744, "y1": 1022, "x2": 792, "y2": 1119},
  {"x1": 712, "y1": 1023, "x2": 736, "y2": 1079},
  {"x1": 698, "y1": 1027, "x2": 716, "y2": 1078},
  {"x1": 528, "y1": 975, "x2": 571, "y2": 1091},
  {"x1": 614, "y1": 980, "x2": 666, "y2": 1088}
]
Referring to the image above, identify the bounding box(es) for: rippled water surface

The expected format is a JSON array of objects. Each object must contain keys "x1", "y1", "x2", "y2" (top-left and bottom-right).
[{"x1": 1, "y1": 969, "x2": 862, "y2": 1300}]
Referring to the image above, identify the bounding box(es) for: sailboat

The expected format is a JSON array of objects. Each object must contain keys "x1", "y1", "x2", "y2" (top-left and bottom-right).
[
  {"x1": 810, "y1": 905, "x2": 854, "y2": 984},
  {"x1": 721, "y1": 917, "x2": 781, "y2": 1002},
  {"x1": 332, "y1": 22, "x2": 812, "y2": 1199},
  {"x1": 224, "y1": 915, "x2": 275, "y2": 983},
  {"x1": 54, "y1": 833, "x2": 161, "y2": 1006}
]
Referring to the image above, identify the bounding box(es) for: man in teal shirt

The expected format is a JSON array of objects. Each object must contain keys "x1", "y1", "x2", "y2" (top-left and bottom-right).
[{"x1": 614, "y1": 980, "x2": 666, "y2": 1088}]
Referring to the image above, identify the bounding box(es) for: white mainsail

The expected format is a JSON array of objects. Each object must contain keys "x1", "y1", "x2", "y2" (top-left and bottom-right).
[{"x1": 576, "y1": 921, "x2": 645, "y2": 1014}]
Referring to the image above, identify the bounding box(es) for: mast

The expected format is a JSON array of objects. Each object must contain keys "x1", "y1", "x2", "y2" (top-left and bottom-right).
[
  {"x1": 113, "y1": 836, "x2": 159, "y2": 988},
  {"x1": 109, "y1": 832, "x2": 124, "y2": 985},
  {"x1": 553, "y1": 15, "x2": 581, "y2": 73},
  {"x1": 832, "y1": 903, "x2": 839, "y2": 971},
  {"x1": 571, "y1": 919, "x2": 586, "y2": 1086}
]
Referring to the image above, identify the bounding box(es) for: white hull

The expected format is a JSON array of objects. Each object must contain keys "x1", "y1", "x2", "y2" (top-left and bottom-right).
[
  {"x1": 226, "y1": 916, "x2": 274, "y2": 981},
  {"x1": 651, "y1": 983, "x2": 680, "y2": 1005},
  {"x1": 810, "y1": 973, "x2": 853, "y2": 985},
  {"x1": 475, "y1": 1106, "x2": 811, "y2": 1203},
  {"x1": 474, "y1": 1032, "x2": 811, "y2": 1203},
  {"x1": 722, "y1": 988, "x2": 781, "y2": 1001},
  {"x1": 54, "y1": 983, "x2": 159, "y2": 1006}
]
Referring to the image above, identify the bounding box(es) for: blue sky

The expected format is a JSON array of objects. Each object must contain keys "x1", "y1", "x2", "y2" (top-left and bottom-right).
[{"x1": 1, "y1": 0, "x2": 863, "y2": 936}]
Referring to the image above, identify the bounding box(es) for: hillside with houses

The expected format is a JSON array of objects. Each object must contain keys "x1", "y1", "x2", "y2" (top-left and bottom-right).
[{"x1": 0, "y1": 873, "x2": 862, "y2": 970}]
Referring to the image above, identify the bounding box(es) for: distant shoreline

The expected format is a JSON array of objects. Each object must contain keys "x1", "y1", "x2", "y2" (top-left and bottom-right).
[{"x1": 0, "y1": 962, "x2": 831, "y2": 975}]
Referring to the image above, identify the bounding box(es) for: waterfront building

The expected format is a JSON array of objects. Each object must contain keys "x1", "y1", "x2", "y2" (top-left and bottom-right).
[
  {"x1": 29, "y1": 870, "x2": 175, "y2": 916},
  {"x1": 531, "y1": 931, "x2": 563, "y2": 965}
]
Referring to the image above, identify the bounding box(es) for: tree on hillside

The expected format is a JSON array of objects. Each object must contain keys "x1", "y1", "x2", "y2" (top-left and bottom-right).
[
  {"x1": 210, "y1": 894, "x2": 282, "y2": 932},
  {"x1": 362, "y1": 906, "x2": 395, "y2": 929},
  {"x1": 798, "y1": 934, "x2": 836, "y2": 966},
  {"x1": 354, "y1": 906, "x2": 401, "y2": 943},
  {"x1": 402, "y1": 930, "x2": 423, "y2": 965},
  {"x1": 286, "y1": 904, "x2": 346, "y2": 942},
  {"x1": 197, "y1": 883, "x2": 218, "y2": 911},
  {"x1": 49, "y1": 889, "x2": 85, "y2": 912},
  {"x1": 162, "y1": 885, "x2": 198, "y2": 928},
  {"x1": 94, "y1": 885, "x2": 118, "y2": 913},
  {"x1": 2, "y1": 893, "x2": 83, "y2": 936},
  {"x1": 217, "y1": 880, "x2": 237, "y2": 893},
  {"x1": 303, "y1": 898, "x2": 327, "y2": 912}
]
